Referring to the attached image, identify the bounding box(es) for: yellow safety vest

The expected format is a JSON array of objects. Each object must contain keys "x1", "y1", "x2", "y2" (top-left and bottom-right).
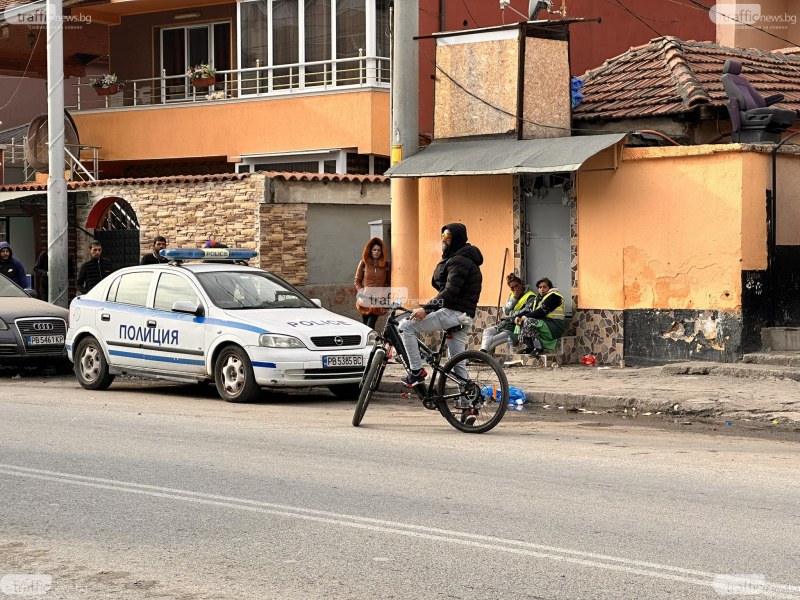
[
  {"x1": 509, "y1": 290, "x2": 535, "y2": 313},
  {"x1": 537, "y1": 288, "x2": 565, "y2": 320}
]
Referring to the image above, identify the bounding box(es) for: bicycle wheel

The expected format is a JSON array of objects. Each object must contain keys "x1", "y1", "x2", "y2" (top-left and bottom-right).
[
  {"x1": 352, "y1": 348, "x2": 386, "y2": 427},
  {"x1": 436, "y1": 350, "x2": 509, "y2": 434}
]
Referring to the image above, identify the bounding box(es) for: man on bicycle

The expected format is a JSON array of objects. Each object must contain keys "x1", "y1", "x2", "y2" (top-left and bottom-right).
[{"x1": 399, "y1": 223, "x2": 483, "y2": 386}]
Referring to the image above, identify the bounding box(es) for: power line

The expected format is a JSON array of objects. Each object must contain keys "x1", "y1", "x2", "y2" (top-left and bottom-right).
[
  {"x1": 0, "y1": 25, "x2": 43, "y2": 112},
  {"x1": 461, "y1": 0, "x2": 480, "y2": 28},
  {"x1": 607, "y1": 0, "x2": 666, "y2": 39},
  {"x1": 420, "y1": 46, "x2": 630, "y2": 136}
]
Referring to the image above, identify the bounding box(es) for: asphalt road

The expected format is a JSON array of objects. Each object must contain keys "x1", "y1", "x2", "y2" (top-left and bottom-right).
[{"x1": 1, "y1": 375, "x2": 799, "y2": 599}]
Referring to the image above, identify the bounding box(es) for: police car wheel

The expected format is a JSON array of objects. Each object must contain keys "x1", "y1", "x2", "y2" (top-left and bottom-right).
[
  {"x1": 75, "y1": 336, "x2": 115, "y2": 391},
  {"x1": 214, "y1": 345, "x2": 260, "y2": 403},
  {"x1": 328, "y1": 383, "x2": 361, "y2": 399}
]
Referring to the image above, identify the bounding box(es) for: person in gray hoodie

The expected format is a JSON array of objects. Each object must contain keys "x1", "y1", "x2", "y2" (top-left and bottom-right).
[{"x1": 0, "y1": 241, "x2": 28, "y2": 288}]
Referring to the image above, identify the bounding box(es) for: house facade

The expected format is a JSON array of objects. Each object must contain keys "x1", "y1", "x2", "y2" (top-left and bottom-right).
[{"x1": 388, "y1": 23, "x2": 800, "y2": 365}]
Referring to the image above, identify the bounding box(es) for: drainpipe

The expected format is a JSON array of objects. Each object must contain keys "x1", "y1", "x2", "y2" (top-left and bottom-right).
[{"x1": 768, "y1": 131, "x2": 800, "y2": 326}]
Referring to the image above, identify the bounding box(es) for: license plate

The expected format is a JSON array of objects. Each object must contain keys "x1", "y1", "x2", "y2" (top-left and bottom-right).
[
  {"x1": 323, "y1": 355, "x2": 363, "y2": 368},
  {"x1": 27, "y1": 335, "x2": 65, "y2": 346}
]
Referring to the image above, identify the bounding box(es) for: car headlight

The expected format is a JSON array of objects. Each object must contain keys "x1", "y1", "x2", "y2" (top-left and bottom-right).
[
  {"x1": 0, "y1": 319, "x2": 7, "y2": 331},
  {"x1": 367, "y1": 330, "x2": 377, "y2": 344},
  {"x1": 258, "y1": 333, "x2": 306, "y2": 349}
]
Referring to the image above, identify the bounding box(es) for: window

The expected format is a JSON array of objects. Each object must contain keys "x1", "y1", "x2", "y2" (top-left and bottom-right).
[
  {"x1": 161, "y1": 22, "x2": 231, "y2": 100},
  {"x1": 336, "y1": 0, "x2": 366, "y2": 85},
  {"x1": 238, "y1": 0, "x2": 384, "y2": 91},
  {"x1": 154, "y1": 273, "x2": 199, "y2": 311},
  {"x1": 112, "y1": 272, "x2": 153, "y2": 307}
]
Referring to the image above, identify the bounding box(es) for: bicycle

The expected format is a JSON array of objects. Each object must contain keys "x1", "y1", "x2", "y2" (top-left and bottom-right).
[{"x1": 352, "y1": 304, "x2": 509, "y2": 433}]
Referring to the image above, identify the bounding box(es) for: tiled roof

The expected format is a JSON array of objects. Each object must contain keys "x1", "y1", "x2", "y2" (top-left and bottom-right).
[
  {"x1": 258, "y1": 171, "x2": 389, "y2": 183},
  {"x1": 573, "y1": 37, "x2": 800, "y2": 121},
  {"x1": 0, "y1": 171, "x2": 387, "y2": 192}
]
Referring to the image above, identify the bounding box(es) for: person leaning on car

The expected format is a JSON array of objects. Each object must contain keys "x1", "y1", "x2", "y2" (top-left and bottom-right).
[
  {"x1": 77, "y1": 241, "x2": 115, "y2": 294},
  {"x1": 0, "y1": 241, "x2": 28, "y2": 288}
]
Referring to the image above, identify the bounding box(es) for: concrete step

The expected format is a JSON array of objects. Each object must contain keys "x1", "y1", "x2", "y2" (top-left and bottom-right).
[
  {"x1": 743, "y1": 351, "x2": 800, "y2": 368},
  {"x1": 663, "y1": 361, "x2": 800, "y2": 382},
  {"x1": 761, "y1": 327, "x2": 800, "y2": 352}
]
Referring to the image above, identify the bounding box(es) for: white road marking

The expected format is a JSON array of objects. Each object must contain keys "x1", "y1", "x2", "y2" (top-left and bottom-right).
[{"x1": 1, "y1": 463, "x2": 798, "y2": 598}]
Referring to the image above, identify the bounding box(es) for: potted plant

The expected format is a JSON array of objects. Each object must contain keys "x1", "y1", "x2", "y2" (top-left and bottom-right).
[
  {"x1": 187, "y1": 64, "x2": 216, "y2": 87},
  {"x1": 91, "y1": 73, "x2": 120, "y2": 96}
]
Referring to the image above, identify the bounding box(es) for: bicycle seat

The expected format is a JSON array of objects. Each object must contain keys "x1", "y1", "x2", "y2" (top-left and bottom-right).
[{"x1": 444, "y1": 324, "x2": 464, "y2": 334}]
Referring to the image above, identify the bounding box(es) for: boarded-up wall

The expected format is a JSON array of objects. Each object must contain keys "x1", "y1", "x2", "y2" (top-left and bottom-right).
[
  {"x1": 433, "y1": 31, "x2": 518, "y2": 139},
  {"x1": 521, "y1": 38, "x2": 571, "y2": 139}
]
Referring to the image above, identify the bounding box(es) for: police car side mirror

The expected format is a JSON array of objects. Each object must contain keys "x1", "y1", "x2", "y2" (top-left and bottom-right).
[
  {"x1": 311, "y1": 298, "x2": 322, "y2": 307},
  {"x1": 172, "y1": 300, "x2": 204, "y2": 316},
  {"x1": 24, "y1": 288, "x2": 39, "y2": 299}
]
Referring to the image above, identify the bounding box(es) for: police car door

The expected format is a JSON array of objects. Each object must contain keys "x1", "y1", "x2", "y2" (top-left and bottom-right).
[
  {"x1": 99, "y1": 270, "x2": 154, "y2": 370},
  {"x1": 148, "y1": 271, "x2": 206, "y2": 376}
]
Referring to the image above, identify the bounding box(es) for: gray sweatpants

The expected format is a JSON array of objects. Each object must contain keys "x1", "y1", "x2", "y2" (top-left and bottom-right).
[
  {"x1": 398, "y1": 307, "x2": 471, "y2": 380},
  {"x1": 481, "y1": 325, "x2": 512, "y2": 353}
]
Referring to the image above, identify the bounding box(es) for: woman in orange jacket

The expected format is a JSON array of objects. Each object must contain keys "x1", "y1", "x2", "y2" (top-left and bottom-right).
[{"x1": 354, "y1": 237, "x2": 390, "y2": 329}]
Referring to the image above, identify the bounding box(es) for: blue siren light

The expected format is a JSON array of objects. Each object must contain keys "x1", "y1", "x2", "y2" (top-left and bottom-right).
[{"x1": 161, "y1": 248, "x2": 259, "y2": 261}]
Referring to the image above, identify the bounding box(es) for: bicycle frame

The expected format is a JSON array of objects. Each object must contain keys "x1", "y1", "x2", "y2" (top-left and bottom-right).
[{"x1": 364, "y1": 305, "x2": 465, "y2": 408}]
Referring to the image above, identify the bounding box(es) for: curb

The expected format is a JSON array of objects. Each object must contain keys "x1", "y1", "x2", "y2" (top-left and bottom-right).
[{"x1": 663, "y1": 363, "x2": 800, "y2": 382}]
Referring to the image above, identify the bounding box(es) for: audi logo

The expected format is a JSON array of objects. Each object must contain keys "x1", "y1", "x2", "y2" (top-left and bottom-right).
[
  {"x1": 334, "y1": 336, "x2": 344, "y2": 346},
  {"x1": 32, "y1": 322, "x2": 55, "y2": 331}
]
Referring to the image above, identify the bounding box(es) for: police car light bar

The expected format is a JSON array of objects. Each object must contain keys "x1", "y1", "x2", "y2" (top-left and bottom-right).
[{"x1": 161, "y1": 248, "x2": 259, "y2": 261}]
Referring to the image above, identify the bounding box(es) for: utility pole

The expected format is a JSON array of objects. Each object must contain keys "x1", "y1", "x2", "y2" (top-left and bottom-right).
[
  {"x1": 47, "y1": 0, "x2": 68, "y2": 307},
  {"x1": 390, "y1": 0, "x2": 420, "y2": 304}
]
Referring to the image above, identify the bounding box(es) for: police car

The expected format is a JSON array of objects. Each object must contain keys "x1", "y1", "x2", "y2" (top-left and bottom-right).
[{"x1": 66, "y1": 248, "x2": 375, "y2": 402}]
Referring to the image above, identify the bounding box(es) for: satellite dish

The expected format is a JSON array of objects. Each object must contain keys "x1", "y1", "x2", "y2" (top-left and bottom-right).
[{"x1": 24, "y1": 111, "x2": 80, "y2": 173}]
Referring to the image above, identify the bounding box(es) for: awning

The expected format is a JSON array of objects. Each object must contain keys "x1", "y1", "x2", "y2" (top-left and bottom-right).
[
  {"x1": 0, "y1": 191, "x2": 47, "y2": 204},
  {"x1": 385, "y1": 133, "x2": 626, "y2": 177}
]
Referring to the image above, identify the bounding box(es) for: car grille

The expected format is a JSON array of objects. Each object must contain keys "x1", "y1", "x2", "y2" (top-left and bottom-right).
[
  {"x1": 14, "y1": 318, "x2": 67, "y2": 355},
  {"x1": 310, "y1": 335, "x2": 361, "y2": 348}
]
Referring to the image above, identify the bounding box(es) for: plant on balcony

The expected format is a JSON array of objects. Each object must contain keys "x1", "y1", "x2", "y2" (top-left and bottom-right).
[
  {"x1": 90, "y1": 73, "x2": 119, "y2": 96},
  {"x1": 187, "y1": 64, "x2": 217, "y2": 87}
]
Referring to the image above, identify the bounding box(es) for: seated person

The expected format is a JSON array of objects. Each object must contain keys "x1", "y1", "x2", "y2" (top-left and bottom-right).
[
  {"x1": 514, "y1": 277, "x2": 566, "y2": 355},
  {"x1": 480, "y1": 273, "x2": 536, "y2": 354}
]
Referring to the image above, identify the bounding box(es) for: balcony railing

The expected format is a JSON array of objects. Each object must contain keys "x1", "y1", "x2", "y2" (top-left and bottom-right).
[
  {"x1": 3, "y1": 139, "x2": 101, "y2": 182},
  {"x1": 70, "y1": 55, "x2": 391, "y2": 112}
]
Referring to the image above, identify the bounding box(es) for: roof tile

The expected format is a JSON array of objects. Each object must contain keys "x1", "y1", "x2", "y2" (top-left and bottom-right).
[{"x1": 574, "y1": 37, "x2": 800, "y2": 121}]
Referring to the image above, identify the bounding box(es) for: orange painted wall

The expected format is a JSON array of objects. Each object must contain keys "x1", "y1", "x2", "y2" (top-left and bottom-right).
[
  {"x1": 577, "y1": 147, "x2": 768, "y2": 311},
  {"x1": 408, "y1": 175, "x2": 514, "y2": 308},
  {"x1": 72, "y1": 90, "x2": 389, "y2": 162}
]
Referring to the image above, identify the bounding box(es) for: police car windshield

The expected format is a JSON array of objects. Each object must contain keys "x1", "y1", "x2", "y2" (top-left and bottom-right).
[{"x1": 195, "y1": 271, "x2": 316, "y2": 310}]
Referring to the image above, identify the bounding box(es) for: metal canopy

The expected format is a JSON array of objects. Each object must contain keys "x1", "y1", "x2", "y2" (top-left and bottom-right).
[
  {"x1": 385, "y1": 133, "x2": 626, "y2": 177},
  {"x1": 0, "y1": 191, "x2": 47, "y2": 204}
]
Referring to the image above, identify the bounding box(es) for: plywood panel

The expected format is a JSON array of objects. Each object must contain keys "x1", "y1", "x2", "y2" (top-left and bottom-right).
[
  {"x1": 522, "y1": 38, "x2": 571, "y2": 139},
  {"x1": 433, "y1": 39, "x2": 518, "y2": 139}
]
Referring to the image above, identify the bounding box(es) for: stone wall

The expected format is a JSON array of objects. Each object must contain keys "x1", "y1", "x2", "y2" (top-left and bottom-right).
[
  {"x1": 82, "y1": 174, "x2": 264, "y2": 260},
  {"x1": 260, "y1": 203, "x2": 308, "y2": 285}
]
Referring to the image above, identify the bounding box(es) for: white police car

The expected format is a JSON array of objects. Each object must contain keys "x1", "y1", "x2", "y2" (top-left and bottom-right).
[{"x1": 66, "y1": 248, "x2": 375, "y2": 402}]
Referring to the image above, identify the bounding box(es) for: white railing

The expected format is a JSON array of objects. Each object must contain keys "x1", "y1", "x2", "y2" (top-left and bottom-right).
[
  {"x1": 3, "y1": 138, "x2": 101, "y2": 182},
  {"x1": 69, "y1": 55, "x2": 391, "y2": 112}
]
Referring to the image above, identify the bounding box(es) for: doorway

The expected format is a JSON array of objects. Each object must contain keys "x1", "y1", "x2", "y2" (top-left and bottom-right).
[{"x1": 523, "y1": 175, "x2": 572, "y2": 315}]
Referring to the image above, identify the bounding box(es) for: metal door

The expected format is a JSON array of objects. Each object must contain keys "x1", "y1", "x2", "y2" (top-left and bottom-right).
[{"x1": 523, "y1": 181, "x2": 572, "y2": 314}]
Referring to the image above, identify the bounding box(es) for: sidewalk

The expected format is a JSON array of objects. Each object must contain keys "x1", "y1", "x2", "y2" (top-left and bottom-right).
[{"x1": 378, "y1": 360, "x2": 800, "y2": 426}]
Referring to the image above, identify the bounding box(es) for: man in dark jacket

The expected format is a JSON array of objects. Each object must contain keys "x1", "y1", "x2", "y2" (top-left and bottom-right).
[
  {"x1": 77, "y1": 241, "x2": 115, "y2": 294},
  {"x1": 0, "y1": 241, "x2": 28, "y2": 288},
  {"x1": 399, "y1": 223, "x2": 483, "y2": 386},
  {"x1": 140, "y1": 235, "x2": 169, "y2": 265}
]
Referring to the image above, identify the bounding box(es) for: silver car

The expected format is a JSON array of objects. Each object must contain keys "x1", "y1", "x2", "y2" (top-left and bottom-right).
[{"x1": 0, "y1": 276, "x2": 69, "y2": 368}]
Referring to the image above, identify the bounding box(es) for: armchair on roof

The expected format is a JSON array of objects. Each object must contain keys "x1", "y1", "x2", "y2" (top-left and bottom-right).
[{"x1": 721, "y1": 59, "x2": 796, "y2": 143}]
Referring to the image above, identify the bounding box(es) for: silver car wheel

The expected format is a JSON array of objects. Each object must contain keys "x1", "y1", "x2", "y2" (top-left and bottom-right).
[
  {"x1": 221, "y1": 354, "x2": 244, "y2": 396},
  {"x1": 79, "y1": 343, "x2": 101, "y2": 383}
]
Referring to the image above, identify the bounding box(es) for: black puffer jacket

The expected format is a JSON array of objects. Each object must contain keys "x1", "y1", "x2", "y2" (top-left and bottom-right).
[{"x1": 422, "y1": 223, "x2": 483, "y2": 317}]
